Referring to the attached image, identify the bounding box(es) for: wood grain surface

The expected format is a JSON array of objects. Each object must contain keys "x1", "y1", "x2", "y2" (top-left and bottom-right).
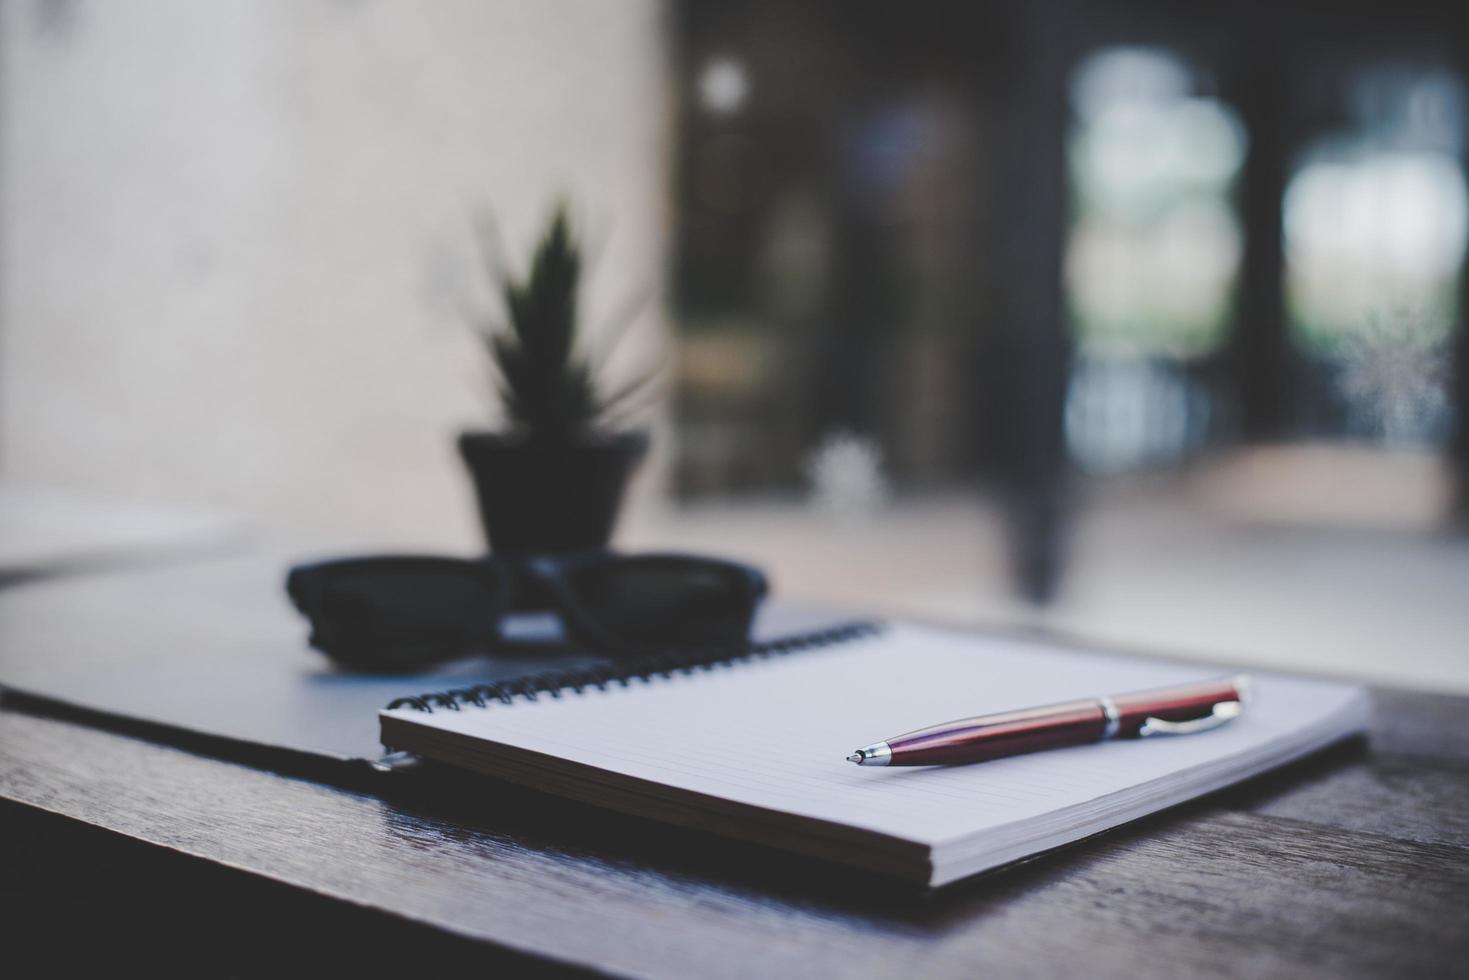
[{"x1": 3, "y1": 689, "x2": 1468, "y2": 978}]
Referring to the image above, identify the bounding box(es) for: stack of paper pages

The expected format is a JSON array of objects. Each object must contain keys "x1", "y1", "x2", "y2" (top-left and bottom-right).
[{"x1": 381, "y1": 622, "x2": 1369, "y2": 886}]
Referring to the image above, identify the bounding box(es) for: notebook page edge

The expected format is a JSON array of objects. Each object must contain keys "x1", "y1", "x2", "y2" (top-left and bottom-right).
[
  {"x1": 926, "y1": 685, "x2": 1371, "y2": 885},
  {"x1": 379, "y1": 710, "x2": 935, "y2": 882}
]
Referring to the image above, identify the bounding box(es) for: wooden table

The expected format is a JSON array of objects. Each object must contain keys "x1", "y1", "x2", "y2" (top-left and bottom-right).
[{"x1": 3, "y1": 677, "x2": 1467, "y2": 976}]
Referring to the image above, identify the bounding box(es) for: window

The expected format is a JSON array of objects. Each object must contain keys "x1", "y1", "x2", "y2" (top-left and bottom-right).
[
  {"x1": 1064, "y1": 47, "x2": 1245, "y2": 472},
  {"x1": 1284, "y1": 64, "x2": 1467, "y2": 444}
]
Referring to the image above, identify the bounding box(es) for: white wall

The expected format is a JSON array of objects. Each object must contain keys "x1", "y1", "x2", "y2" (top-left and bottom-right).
[{"x1": 1, "y1": 0, "x2": 670, "y2": 545}]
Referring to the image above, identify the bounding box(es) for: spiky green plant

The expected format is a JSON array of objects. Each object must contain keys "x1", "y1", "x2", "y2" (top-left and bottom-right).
[{"x1": 476, "y1": 205, "x2": 653, "y2": 443}]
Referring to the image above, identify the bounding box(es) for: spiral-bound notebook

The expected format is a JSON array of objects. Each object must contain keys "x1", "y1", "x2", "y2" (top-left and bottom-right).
[{"x1": 382, "y1": 621, "x2": 1370, "y2": 887}]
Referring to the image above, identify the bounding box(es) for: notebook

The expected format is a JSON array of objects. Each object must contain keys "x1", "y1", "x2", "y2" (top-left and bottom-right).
[
  {"x1": 0, "y1": 545, "x2": 871, "y2": 765},
  {"x1": 381, "y1": 621, "x2": 1370, "y2": 887}
]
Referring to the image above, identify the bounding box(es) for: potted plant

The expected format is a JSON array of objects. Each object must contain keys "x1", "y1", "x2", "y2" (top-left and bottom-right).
[{"x1": 460, "y1": 204, "x2": 653, "y2": 554}]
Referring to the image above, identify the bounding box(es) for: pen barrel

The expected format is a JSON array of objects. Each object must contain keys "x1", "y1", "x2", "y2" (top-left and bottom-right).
[
  {"x1": 1111, "y1": 678, "x2": 1246, "y2": 738},
  {"x1": 884, "y1": 699, "x2": 1107, "y2": 766}
]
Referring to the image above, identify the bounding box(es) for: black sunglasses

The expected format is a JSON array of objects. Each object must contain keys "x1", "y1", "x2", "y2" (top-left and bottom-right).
[{"x1": 285, "y1": 551, "x2": 769, "y2": 671}]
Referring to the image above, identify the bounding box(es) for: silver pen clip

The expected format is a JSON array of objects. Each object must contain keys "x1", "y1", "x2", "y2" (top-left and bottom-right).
[{"x1": 1138, "y1": 699, "x2": 1243, "y2": 737}]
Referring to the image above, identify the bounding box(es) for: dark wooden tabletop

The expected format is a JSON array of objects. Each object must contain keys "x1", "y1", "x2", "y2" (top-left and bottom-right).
[{"x1": 3, "y1": 677, "x2": 1467, "y2": 977}]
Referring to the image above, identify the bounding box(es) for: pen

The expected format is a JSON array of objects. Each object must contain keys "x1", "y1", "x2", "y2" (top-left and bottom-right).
[{"x1": 847, "y1": 675, "x2": 1250, "y2": 766}]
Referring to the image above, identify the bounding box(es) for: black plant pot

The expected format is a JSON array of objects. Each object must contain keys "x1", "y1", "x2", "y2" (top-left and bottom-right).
[{"x1": 458, "y1": 431, "x2": 649, "y2": 554}]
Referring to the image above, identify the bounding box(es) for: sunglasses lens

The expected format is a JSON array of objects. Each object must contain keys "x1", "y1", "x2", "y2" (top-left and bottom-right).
[
  {"x1": 286, "y1": 557, "x2": 504, "y2": 669},
  {"x1": 564, "y1": 557, "x2": 764, "y2": 650}
]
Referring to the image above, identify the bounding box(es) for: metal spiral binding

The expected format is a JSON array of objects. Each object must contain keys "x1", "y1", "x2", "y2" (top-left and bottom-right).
[{"x1": 385, "y1": 619, "x2": 884, "y2": 713}]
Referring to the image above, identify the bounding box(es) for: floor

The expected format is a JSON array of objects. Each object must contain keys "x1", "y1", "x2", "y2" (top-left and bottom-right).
[{"x1": 623, "y1": 448, "x2": 1469, "y2": 695}]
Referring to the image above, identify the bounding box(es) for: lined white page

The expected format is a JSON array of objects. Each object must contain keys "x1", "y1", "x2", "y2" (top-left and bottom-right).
[{"x1": 382, "y1": 623, "x2": 1366, "y2": 849}]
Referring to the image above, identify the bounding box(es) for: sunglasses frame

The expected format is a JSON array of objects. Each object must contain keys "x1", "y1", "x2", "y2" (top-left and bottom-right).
[
  {"x1": 286, "y1": 550, "x2": 769, "y2": 669},
  {"x1": 523, "y1": 551, "x2": 769, "y2": 658}
]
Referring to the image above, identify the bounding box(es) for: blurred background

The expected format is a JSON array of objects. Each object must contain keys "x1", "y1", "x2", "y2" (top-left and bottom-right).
[{"x1": 3, "y1": 0, "x2": 1466, "y2": 691}]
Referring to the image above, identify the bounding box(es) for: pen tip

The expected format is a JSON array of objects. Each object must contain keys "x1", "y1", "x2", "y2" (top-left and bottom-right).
[{"x1": 846, "y1": 752, "x2": 864, "y2": 764}]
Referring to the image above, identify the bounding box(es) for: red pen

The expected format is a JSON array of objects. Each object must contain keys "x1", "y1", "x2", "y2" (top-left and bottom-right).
[{"x1": 847, "y1": 675, "x2": 1250, "y2": 767}]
